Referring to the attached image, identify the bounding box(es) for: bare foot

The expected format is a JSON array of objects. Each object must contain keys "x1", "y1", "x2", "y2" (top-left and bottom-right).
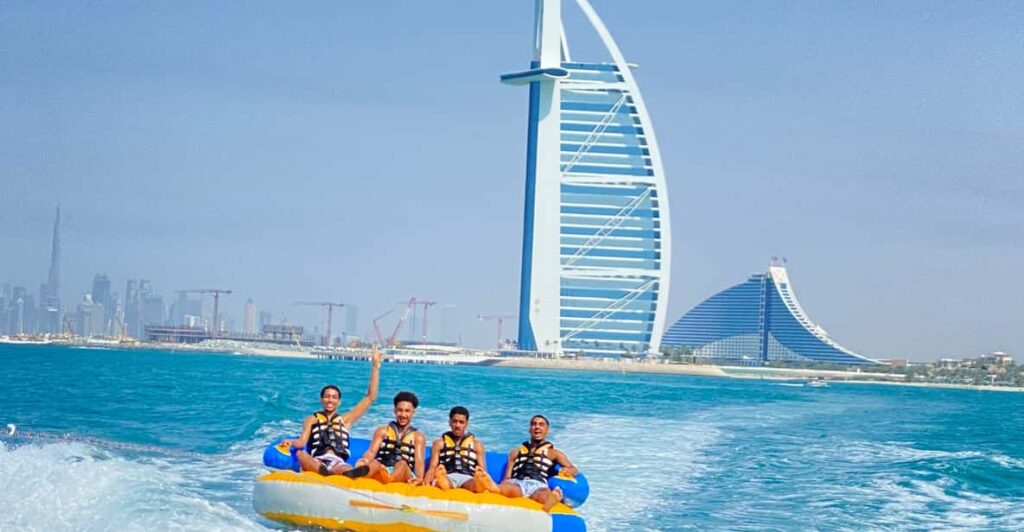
[
  {"x1": 542, "y1": 487, "x2": 563, "y2": 512},
  {"x1": 475, "y1": 469, "x2": 500, "y2": 493},
  {"x1": 435, "y1": 468, "x2": 452, "y2": 490}
]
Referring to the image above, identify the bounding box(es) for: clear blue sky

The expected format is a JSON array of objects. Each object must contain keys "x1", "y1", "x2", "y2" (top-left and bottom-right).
[{"x1": 1, "y1": 1, "x2": 1021, "y2": 359}]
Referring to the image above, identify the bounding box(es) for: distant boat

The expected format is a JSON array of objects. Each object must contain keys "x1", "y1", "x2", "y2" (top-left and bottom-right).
[
  {"x1": 806, "y1": 378, "x2": 828, "y2": 388},
  {"x1": 0, "y1": 336, "x2": 52, "y2": 345}
]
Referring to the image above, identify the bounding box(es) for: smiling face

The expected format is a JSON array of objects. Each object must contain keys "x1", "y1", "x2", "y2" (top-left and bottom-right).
[
  {"x1": 394, "y1": 401, "x2": 416, "y2": 428},
  {"x1": 320, "y1": 387, "x2": 340, "y2": 414},
  {"x1": 449, "y1": 413, "x2": 469, "y2": 438},
  {"x1": 529, "y1": 416, "x2": 549, "y2": 441}
]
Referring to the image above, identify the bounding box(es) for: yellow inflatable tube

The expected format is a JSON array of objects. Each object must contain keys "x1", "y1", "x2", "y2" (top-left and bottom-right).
[{"x1": 254, "y1": 471, "x2": 586, "y2": 532}]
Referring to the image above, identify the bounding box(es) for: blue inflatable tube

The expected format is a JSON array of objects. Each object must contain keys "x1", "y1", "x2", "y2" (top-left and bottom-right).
[{"x1": 262, "y1": 436, "x2": 590, "y2": 508}]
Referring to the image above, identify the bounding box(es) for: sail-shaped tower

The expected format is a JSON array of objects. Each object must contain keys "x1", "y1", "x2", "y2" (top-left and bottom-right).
[{"x1": 503, "y1": 0, "x2": 671, "y2": 358}]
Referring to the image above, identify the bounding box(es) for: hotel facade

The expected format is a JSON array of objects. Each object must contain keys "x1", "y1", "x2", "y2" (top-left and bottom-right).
[
  {"x1": 504, "y1": 0, "x2": 671, "y2": 358},
  {"x1": 662, "y1": 266, "x2": 879, "y2": 365}
]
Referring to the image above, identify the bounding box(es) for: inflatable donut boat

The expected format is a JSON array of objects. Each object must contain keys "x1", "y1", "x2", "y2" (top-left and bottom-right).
[{"x1": 255, "y1": 437, "x2": 589, "y2": 531}]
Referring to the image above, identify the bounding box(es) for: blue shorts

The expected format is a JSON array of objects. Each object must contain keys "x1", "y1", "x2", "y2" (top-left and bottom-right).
[{"x1": 509, "y1": 478, "x2": 548, "y2": 498}]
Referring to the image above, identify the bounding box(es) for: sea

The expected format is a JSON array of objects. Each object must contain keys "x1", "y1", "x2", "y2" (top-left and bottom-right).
[{"x1": 1, "y1": 344, "x2": 1022, "y2": 531}]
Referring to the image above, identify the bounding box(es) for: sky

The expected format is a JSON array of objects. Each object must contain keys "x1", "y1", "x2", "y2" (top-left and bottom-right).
[{"x1": 1, "y1": 1, "x2": 1021, "y2": 360}]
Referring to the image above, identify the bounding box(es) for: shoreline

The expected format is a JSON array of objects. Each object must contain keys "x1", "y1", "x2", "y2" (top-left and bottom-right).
[
  {"x1": 494, "y1": 358, "x2": 1024, "y2": 392},
  {"x1": 14, "y1": 340, "x2": 1024, "y2": 393}
]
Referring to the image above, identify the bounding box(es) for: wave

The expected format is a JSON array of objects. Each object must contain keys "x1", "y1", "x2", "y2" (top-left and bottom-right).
[
  {"x1": 0, "y1": 440, "x2": 266, "y2": 531},
  {"x1": 556, "y1": 413, "x2": 721, "y2": 532}
]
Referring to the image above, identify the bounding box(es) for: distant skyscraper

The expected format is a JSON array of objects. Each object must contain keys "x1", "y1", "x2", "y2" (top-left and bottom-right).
[
  {"x1": 76, "y1": 295, "x2": 105, "y2": 337},
  {"x1": 141, "y1": 294, "x2": 165, "y2": 329},
  {"x1": 40, "y1": 205, "x2": 63, "y2": 333},
  {"x1": 91, "y1": 273, "x2": 112, "y2": 334},
  {"x1": 0, "y1": 283, "x2": 9, "y2": 333},
  {"x1": 258, "y1": 311, "x2": 273, "y2": 333},
  {"x1": 14, "y1": 296, "x2": 25, "y2": 334},
  {"x1": 244, "y1": 299, "x2": 257, "y2": 335},
  {"x1": 124, "y1": 279, "x2": 139, "y2": 337},
  {"x1": 504, "y1": 0, "x2": 672, "y2": 358}
]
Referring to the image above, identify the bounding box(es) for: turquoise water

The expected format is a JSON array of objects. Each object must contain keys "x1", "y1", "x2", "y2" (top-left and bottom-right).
[{"x1": 1, "y1": 345, "x2": 1023, "y2": 531}]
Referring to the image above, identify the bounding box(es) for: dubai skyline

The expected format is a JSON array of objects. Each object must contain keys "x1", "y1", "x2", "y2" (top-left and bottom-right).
[{"x1": 1, "y1": 1, "x2": 1020, "y2": 359}]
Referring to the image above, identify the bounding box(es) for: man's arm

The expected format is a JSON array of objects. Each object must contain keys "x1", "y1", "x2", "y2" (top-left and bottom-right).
[
  {"x1": 554, "y1": 450, "x2": 578, "y2": 478},
  {"x1": 289, "y1": 416, "x2": 314, "y2": 448},
  {"x1": 342, "y1": 347, "x2": 382, "y2": 426},
  {"x1": 422, "y1": 437, "x2": 443, "y2": 486},
  {"x1": 502, "y1": 449, "x2": 518, "y2": 481},
  {"x1": 357, "y1": 426, "x2": 386, "y2": 465},
  {"x1": 475, "y1": 440, "x2": 488, "y2": 473},
  {"x1": 412, "y1": 432, "x2": 427, "y2": 481}
]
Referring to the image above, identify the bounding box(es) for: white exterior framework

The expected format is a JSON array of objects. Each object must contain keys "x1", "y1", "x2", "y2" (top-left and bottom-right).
[{"x1": 503, "y1": 0, "x2": 671, "y2": 358}]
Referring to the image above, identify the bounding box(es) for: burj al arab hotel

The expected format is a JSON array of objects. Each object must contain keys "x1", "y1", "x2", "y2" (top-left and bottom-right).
[{"x1": 503, "y1": 0, "x2": 671, "y2": 358}]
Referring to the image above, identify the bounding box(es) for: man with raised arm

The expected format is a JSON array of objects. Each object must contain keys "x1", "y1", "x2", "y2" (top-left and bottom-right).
[
  {"x1": 289, "y1": 347, "x2": 382, "y2": 477},
  {"x1": 423, "y1": 406, "x2": 500, "y2": 493},
  {"x1": 498, "y1": 415, "x2": 578, "y2": 512},
  {"x1": 355, "y1": 390, "x2": 426, "y2": 484}
]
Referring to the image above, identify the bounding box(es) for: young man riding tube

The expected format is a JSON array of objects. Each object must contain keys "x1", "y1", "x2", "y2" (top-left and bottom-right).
[
  {"x1": 422, "y1": 406, "x2": 500, "y2": 493},
  {"x1": 289, "y1": 347, "x2": 382, "y2": 477},
  {"x1": 356, "y1": 390, "x2": 426, "y2": 484},
  {"x1": 498, "y1": 415, "x2": 578, "y2": 512}
]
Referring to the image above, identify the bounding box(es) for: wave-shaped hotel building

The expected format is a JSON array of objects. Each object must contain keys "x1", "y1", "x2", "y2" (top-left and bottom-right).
[
  {"x1": 503, "y1": 0, "x2": 671, "y2": 358},
  {"x1": 662, "y1": 265, "x2": 878, "y2": 365}
]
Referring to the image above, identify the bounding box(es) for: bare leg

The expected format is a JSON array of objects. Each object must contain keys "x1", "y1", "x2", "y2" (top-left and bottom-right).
[
  {"x1": 497, "y1": 481, "x2": 523, "y2": 498},
  {"x1": 435, "y1": 467, "x2": 452, "y2": 490},
  {"x1": 364, "y1": 460, "x2": 391, "y2": 483},
  {"x1": 296, "y1": 451, "x2": 323, "y2": 473},
  {"x1": 390, "y1": 460, "x2": 412, "y2": 483},
  {"x1": 533, "y1": 487, "x2": 563, "y2": 512}
]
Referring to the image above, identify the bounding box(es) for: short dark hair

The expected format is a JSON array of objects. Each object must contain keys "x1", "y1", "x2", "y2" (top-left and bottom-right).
[
  {"x1": 531, "y1": 414, "x2": 550, "y2": 427},
  {"x1": 320, "y1": 385, "x2": 341, "y2": 398},
  {"x1": 449, "y1": 406, "x2": 470, "y2": 420},
  {"x1": 393, "y1": 391, "x2": 419, "y2": 408}
]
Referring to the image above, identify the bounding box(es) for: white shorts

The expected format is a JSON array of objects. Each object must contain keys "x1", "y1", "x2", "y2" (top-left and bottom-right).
[
  {"x1": 447, "y1": 472, "x2": 473, "y2": 488},
  {"x1": 508, "y1": 478, "x2": 548, "y2": 498},
  {"x1": 315, "y1": 453, "x2": 347, "y2": 471}
]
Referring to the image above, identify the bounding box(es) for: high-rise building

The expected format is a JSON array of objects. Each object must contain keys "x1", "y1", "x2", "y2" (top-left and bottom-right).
[
  {"x1": 141, "y1": 294, "x2": 165, "y2": 329},
  {"x1": 124, "y1": 279, "x2": 139, "y2": 337},
  {"x1": 76, "y1": 295, "x2": 106, "y2": 337},
  {"x1": 91, "y1": 273, "x2": 113, "y2": 334},
  {"x1": 0, "y1": 283, "x2": 9, "y2": 333},
  {"x1": 9, "y1": 286, "x2": 32, "y2": 334},
  {"x1": 40, "y1": 205, "x2": 63, "y2": 333},
  {"x1": 504, "y1": 0, "x2": 671, "y2": 358},
  {"x1": 662, "y1": 265, "x2": 878, "y2": 365},
  {"x1": 258, "y1": 311, "x2": 273, "y2": 332},
  {"x1": 244, "y1": 299, "x2": 257, "y2": 335}
]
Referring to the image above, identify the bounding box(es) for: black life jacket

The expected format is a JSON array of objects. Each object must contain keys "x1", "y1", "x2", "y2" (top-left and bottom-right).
[
  {"x1": 308, "y1": 411, "x2": 350, "y2": 460},
  {"x1": 375, "y1": 421, "x2": 418, "y2": 469},
  {"x1": 510, "y1": 439, "x2": 556, "y2": 482},
  {"x1": 437, "y1": 431, "x2": 479, "y2": 475}
]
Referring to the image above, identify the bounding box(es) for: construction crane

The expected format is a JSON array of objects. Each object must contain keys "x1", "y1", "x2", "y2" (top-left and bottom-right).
[
  {"x1": 397, "y1": 298, "x2": 434, "y2": 341},
  {"x1": 295, "y1": 301, "x2": 345, "y2": 347},
  {"x1": 478, "y1": 314, "x2": 516, "y2": 349},
  {"x1": 387, "y1": 298, "x2": 416, "y2": 347},
  {"x1": 179, "y1": 289, "x2": 232, "y2": 338},
  {"x1": 372, "y1": 309, "x2": 395, "y2": 346}
]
